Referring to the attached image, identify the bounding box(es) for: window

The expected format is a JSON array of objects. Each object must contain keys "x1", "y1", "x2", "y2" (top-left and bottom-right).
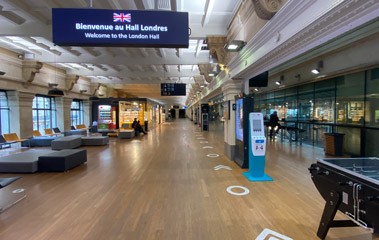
[
  {"x1": 365, "y1": 68, "x2": 379, "y2": 128},
  {"x1": 32, "y1": 95, "x2": 57, "y2": 131},
  {"x1": 336, "y1": 72, "x2": 365, "y2": 125},
  {"x1": 0, "y1": 91, "x2": 10, "y2": 135},
  {"x1": 71, "y1": 100, "x2": 84, "y2": 127}
]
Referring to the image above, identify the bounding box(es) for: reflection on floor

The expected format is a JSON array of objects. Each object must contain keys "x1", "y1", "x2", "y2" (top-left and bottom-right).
[{"x1": 0, "y1": 119, "x2": 376, "y2": 240}]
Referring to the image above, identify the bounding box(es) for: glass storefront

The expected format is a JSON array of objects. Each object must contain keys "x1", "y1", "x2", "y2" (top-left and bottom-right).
[
  {"x1": 253, "y1": 67, "x2": 379, "y2": 157},
  {"x1": 119, "y1": 101, "x2": 146, "y2": 128}
]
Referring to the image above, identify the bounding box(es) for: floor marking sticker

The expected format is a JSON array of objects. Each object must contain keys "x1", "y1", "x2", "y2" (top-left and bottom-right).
[
  {"x1": 12, "y1": 189, "x2": 25, "y2": 194},
  {"x1": 200, "y1": 141, "x2": 208, "y2": 143},
  {"x1": 226, "y1": 186, "x2": 250, "y2": 196},
  {"x1": 203, "y1": 146, "x2": 213, "y2": 149},
  {"x1": 255, "y1": 228, "x2": 293, "y2": 240},
  {"x1": 214, "y1": 165, "x2": 232, "y2": 171},
  {"x1": 207, "y1": 154, "x2": 219, "y2": 158}
]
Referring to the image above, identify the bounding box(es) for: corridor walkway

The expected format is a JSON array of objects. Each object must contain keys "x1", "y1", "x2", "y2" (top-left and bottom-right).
[{"x1": 0, "y1": 119, "x2": 373, "y2": 240}]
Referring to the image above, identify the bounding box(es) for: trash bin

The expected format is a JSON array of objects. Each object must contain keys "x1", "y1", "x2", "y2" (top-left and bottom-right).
[{"x1": 324, "y1": 133, "x2": 345, "y2": 156}]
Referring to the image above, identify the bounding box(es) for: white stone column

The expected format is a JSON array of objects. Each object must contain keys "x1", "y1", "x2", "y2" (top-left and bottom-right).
[
  {"x1": 55, "y1": 97, "x2": 73, "y2": 131},
  {"x1": 83, "y1": 99, "x2": 90, "y2": 126},
  {"x1": 221, "y1": 79, "x2": 243, "y2": 160},
  {"x1": 8, "y1": 91, "x2": 35, "y2": 139}
]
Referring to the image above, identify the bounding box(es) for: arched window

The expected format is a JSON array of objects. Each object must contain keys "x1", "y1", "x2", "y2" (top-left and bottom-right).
[
  {"x1": 32, "y1": 95, "x2": 57, "y2": 131},
  {"x1": 0, "y1": 91, "x2": 10, "y2": 135}
]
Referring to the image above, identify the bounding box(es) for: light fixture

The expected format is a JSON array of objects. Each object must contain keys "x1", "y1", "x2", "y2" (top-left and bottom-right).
[
  {"x1": 225, "y1": 40, "x2": 247, "y2": 52},
  {"x1": 276, "y1": 75, "x2": 284, "y2": 86},
  {"x1": 47, "y1": 83, "x2": 64, "y2": 97},
  {"x1": 89, "y1": 96, "x2": 99, "y2": 101},
  {"x1": 311, "y1": 60, "x2": 323, "y2": 74},
  {"x1": 254, "y1": 88, "x2": 259, "y2": 92},
  {"x1": 48, "y1": 88, "x2": 64, "y2": 97}
]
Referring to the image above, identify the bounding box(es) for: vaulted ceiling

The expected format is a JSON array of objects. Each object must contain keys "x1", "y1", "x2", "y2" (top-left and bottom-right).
[{"x1": 0, "y1": 0, "x2": 242, "y2": 105}]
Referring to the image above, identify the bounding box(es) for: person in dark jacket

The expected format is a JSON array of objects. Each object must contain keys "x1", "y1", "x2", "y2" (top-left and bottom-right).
[
  {"x1": 269, "y1": 111, "x2": 280, "y2": 139},
  {"x1": 134, "y1": 120, "x2": 147, "y2": 135},
  {"x1": 131, "y1": 118, "x2": 138, "y2": 129}
]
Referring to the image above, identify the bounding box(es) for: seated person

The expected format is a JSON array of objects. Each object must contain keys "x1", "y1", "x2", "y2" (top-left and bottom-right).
[
  {"x1": 131, "y1": 118, "x2": 138, "y2": 129},
  {"x1": 134, "y1": 120, "x2": 147, "y2": 135}
]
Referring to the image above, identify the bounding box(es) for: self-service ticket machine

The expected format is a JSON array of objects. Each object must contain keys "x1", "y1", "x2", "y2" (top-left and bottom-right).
[{"x1": 243, "y1": 112, "x2": 273, "y2": 181}]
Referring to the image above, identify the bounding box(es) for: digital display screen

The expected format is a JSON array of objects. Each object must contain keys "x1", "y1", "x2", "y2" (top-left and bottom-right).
[
  {"x1": 52, "y1": 8, "x2": 189, "y2": 48},
  {"x1": 161, "y1": 83, "x2": 186, "y2": 96},
  {"x1": 235, "y1": 99, "x2": 243, "y2": 141},
  {"x1": 252, "y1": 119, "x2": 262, "y2": 132}
]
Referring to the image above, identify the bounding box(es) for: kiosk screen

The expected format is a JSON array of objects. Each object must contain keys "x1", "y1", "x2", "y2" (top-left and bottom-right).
[{"x1": 252, "y1": 120, "x2": 262, "y2": 132}]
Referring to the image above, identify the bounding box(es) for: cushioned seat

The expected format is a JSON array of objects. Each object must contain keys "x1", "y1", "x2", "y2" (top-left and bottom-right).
[
  {"x1": 51, "y1": 136, "x2": 82, "y2": 150},
  {"x1": 118, "y1": 130, "x2": 135, "y2": 139},
  {"x1": 64, "y1": 129, "x2": 87, "y2": 136},
  {"x1": 38, "y1": 149, "x2": 87, "y2": 172},
  {"x1": 81, "y1": 136, "x2": 109, "y2": 146},
  {"x1": 21, "y1": 136, "x2": 59, "y2": 147},
  {"x1": 0, "y1": 150, "x2": 54, "y2": 173},
  {"x1": 0, "y1": 177, "x2": 21, "y2": 188}
]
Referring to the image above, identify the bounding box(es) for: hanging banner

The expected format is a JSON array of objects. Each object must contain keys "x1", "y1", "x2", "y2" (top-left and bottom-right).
[{"x1": 52, "y1": 8, "x2": 189, "y2": 48}]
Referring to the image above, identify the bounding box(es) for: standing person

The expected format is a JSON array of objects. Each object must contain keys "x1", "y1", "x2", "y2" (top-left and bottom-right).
[
  {"x1": 131, "y1": 118, "x2": 138, "y2": 129},
  {"x1": 269, "y1": 111, "x2": 280, "y2": 139},
  {"x1": 135, "y1": 120, "x2": 147, "y2": 135}
]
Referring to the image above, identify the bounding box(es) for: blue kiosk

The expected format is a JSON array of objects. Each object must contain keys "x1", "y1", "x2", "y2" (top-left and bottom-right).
[{"x1": 243, "y1": 112, "x2": 273, "y2": 181}]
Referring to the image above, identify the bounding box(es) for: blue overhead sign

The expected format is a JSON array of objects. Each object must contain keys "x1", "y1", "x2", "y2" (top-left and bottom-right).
[{"x1": 52, "y1": 8, "x2": 189, "y2": 48}]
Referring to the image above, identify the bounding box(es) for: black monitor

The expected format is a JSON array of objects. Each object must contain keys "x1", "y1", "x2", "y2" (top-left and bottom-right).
[
  {"x1": 161, "y1": 83, "x2": 186, "y2": 96},
  {"x1": 249, "y1": 71, "x2": 268, "y2": 87}
]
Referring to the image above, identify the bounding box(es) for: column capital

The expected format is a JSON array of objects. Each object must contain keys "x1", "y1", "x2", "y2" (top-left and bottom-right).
[
  {"x1": 66, "y1": 74, "x2": 79, "y2": 91},
  {"x1": 22, "y1": 60, "x2": 43, "y2": 83},
  {"x1": 221, "y1": 79, "x2": 243, "y2": 100}
]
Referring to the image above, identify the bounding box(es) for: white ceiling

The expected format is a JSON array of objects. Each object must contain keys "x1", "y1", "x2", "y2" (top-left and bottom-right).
[{"x1": 0, "y1": 0, "x2": 241, "y2": 105}]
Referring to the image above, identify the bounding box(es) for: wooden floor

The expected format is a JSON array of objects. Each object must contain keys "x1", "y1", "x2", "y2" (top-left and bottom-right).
[{"x1": 0, "y1": 119, "x2": 376, "y2": 240}]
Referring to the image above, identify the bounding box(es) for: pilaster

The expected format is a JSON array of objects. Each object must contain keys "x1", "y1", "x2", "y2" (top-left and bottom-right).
[
  {"x1": 56, "y1": 97, "x2": 73, "y2": 131},
  {"x1": 8, "y1": 91, "x2": 35, "y2": 139}
]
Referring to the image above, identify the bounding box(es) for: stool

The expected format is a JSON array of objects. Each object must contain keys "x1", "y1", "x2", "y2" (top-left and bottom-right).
[{"x1": 0, "y1": 177, "x2": 26, "y2": 213}]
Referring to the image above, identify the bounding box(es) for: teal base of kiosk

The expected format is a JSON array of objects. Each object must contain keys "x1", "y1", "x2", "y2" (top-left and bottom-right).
[
  {"x1": 243, "y1": 172, "x2": 273, "y2": 181},
  {"x1": 243, "y1": 117, "x2": 273, "y2": 182}
]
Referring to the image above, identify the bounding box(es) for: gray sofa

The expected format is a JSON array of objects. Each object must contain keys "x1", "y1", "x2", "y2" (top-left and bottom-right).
[
  {"x1": 51, "y1": 136, "x2": 82, "y2": 150},
  {"x1": 64, "y1": 129, "x2": 87, "y2": 136},
  {"x1": 0, "y1": 150, "x2": 55, "y2": 173},
  {"x1": 38, "y1": 149, "x2": 87, "y2": 172},
  {"x1": 22, "y1": 136, "x2": 60, "y2": 147},
  {"x1": 81, "y1": 136, "x2": 109, "y2": 146},
  {"x1": 118, "y1": 130, "x2": 135, "y2": 139}
]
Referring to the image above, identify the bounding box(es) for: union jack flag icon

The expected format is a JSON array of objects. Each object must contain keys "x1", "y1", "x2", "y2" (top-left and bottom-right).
[{"x1": 113, "y1": 13, "x2": 131, "y2": 22}]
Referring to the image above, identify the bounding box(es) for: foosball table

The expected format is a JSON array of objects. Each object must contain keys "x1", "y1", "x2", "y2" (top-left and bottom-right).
[{"x1": 309, "y1": 158, "x2": 379, "y2": 239}]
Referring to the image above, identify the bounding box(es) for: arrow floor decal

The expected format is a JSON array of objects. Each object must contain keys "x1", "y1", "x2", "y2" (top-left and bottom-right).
[{"x1": 214, "y1": 165, "x2": 232, "y2": 171}]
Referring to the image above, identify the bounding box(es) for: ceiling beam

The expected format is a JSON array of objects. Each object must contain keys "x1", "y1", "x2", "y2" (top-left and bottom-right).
[
  {"x1": 0, "y1": 6, "x2": 26, "y2": 25},
  {"x1": 0, "y1": 37, "x2": 42, "y2": 55},
  {"x1": 201, "y1": 0, "x2": 215, "y2": 27},
  {"x1": 155, "y1": 48, "x2": 166, "y2": 58},
  {"x1": 170, "y1": 0, "x2": 177, "y2": 11},
  {"x1": 20, "y1": 37, "x2": 62, "y2": 56},
  {"x1": 3, "y1": 0, "x2": 49, "y2": 24}
]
